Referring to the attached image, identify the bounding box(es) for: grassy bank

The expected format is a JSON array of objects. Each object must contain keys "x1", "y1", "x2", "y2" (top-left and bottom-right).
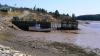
[
  {"x1": 48, "y1": 42, "x2": 98, "y2": 56},
  {"x1": 4, "y1": 39, "x2": 98, "y2": 56},
  {"x1": 0, "y1": 32, "x2": 13, "y2": 40}
]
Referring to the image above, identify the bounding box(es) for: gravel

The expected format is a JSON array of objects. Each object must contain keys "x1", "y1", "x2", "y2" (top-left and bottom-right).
[{"x1": 0, "y1": 45, "x2": 31, "y2": 56}]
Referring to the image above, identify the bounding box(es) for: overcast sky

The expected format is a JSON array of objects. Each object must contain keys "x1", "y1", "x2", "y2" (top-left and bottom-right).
[{"x1": 0, "y1": 0, "x2": 100, "y2": 16}]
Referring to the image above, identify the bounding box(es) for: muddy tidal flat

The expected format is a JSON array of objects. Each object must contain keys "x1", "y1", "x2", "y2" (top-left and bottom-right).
[
  {"x1": 0, "y1": 21, "x2": 100, "y2": 56},
  {"x1": 11, "y1": 21, "x2": 100, "y2": 49}
]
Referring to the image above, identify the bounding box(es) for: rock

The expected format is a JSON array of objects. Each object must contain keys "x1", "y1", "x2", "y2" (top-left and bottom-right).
[{"x1": 0, "y1": 45, "x2": 32, "y2": 56}]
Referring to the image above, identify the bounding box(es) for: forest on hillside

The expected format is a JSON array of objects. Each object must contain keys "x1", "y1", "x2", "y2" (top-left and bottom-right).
[
  {"x1": 0, "y1": 4, "x2": 77, "y2": 22},
  {"x1": 77, "y1": 14, "x2": 100, "y2": 21}
]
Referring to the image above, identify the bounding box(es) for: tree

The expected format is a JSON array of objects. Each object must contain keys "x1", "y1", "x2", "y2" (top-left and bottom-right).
[
  {"x1": 33, "y1": 5, "x2": 36, "y2": 11},
  {"x1": 66, "y1": 13, "x2": 69, "y2": 16},
  {"x1": 72, "y1": 14, "x2": 76, "y2": 18},
  {"x1": 41, "y1": 8, "x2": 47, "y2": 13},
  {"x1": 54, "y1": 10, "x2": 60, "y2": 18},
  {"x1": 4, "y1": 4, "x2": 8, "y2": 7},
  {"x1": 0, "y1": 3, "x2": 2, "y2": 7},
  {"x1": 72, "y1": 14, "x2": 76, "y2": 21}
]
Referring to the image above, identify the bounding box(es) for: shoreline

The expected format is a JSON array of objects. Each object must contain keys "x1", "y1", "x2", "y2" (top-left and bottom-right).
[{"x1": 0, "y1": 21, "x2": 100, "y2": 56}]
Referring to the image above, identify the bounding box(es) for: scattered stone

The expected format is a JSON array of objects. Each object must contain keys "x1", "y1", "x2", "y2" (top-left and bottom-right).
[{"x1": 0, "y1": 45, "x2": 31, "y2": 56}]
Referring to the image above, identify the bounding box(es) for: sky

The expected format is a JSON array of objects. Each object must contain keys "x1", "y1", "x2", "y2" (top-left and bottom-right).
[{"x1": 0, "y1": 0, "x2": 100, "y2": 16}]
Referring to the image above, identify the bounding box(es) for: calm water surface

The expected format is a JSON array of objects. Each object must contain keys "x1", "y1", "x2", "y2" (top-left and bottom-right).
[{"x1": 75, "y1": 21, "x2": 100, "y2": 49}]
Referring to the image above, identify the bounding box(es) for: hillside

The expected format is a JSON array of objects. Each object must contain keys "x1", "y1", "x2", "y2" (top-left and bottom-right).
[{"x1": 76, "y1": 14, "x2": 100, "y2": 21}]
